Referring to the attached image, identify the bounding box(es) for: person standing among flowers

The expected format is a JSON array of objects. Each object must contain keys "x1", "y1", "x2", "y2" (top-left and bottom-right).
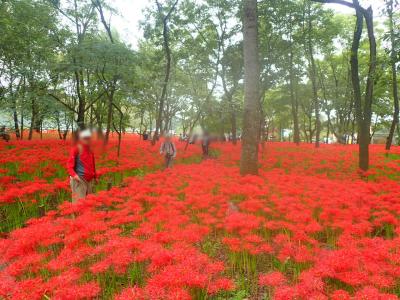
[
  {"x1": 160, "y1": 134, "x2": 177, "y2": 169},
  {"x1": 202, "y1": 131, "x2": 211, "y2": 158},
  {"x1": 67, "y1": 129, "x2": 97, "y2": 202}
]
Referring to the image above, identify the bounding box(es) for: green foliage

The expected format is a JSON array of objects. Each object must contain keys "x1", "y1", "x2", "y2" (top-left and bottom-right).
[{"x1": 0, "y1": 0, "x2": 399, "y2": 144}]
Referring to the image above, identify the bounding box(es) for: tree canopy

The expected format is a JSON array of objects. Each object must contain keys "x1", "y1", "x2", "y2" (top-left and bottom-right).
[{"x1": 1, "y1": 0, "x2": 399, "y2": 170}]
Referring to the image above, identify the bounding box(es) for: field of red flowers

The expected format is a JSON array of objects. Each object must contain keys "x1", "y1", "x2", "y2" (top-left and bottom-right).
[
  {"x1": 0, "y1": 135, "x2": 201, "y2": 232},
  {"x1": 1, "y1": 137, "x2": 400, "y2": 299}
]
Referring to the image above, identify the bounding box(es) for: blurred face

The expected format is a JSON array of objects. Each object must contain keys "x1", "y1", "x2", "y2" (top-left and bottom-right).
[
  {"x1": 165, "y1": 136, "x2": 171, "y2": 142},
  {"x1": 80, "y1": 137, "x2": 92, "y2": 146}
]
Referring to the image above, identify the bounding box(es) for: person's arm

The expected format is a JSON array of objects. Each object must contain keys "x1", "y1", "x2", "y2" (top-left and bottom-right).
[
  {"x1": 160, "y1": 142, "x2": 164, "y2": 154},
  {"x1": 67, "y1": 147, "x2": 79, "y2": 179},
  {"x1": 172, "y1": 143, "x2": 177, "y2": 158}
]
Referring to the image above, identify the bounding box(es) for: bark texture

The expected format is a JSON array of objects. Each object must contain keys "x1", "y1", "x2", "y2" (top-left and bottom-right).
[{"x1": 240, "y1": 0, "x2": 260, "y2": 176}]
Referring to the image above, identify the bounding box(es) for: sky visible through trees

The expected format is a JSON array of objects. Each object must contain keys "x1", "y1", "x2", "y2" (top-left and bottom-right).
[
  {"x1": 109, "y1": 0, "x2": 384, "y2": 48},
  {"x1": 0, "y1": 0, "x2": 399, "y2": 172}
]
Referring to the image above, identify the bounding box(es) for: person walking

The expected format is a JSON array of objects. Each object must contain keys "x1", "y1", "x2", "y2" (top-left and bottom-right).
[
  {"x1": 160, "y1": 134, "x2": 177, "y2": 169},
  {"x1": 67, "y1": 129, "x2": 97, "y2": 202},
  {"x1": 202, "y1": 131, "x2": 211, "y2": 158}
]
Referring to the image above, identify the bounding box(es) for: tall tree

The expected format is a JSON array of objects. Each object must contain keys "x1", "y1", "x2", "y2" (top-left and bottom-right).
[
  {"x1": 313, "y1": 0, "x2": 377, "y2": 171},
  {"x1": 304, "y1": 2, "x2": 320, "y2": 147},
  {"x1": 240, "y1": 0, "x2": 260, "y2": 175},
  {"x1": 385, "y1": 0, "x2": 399, "y2": 150},
  {"x1": 287, "y1": 7, "x2": 300, "y2": 145},
  {"x1": 152, "y1": 0, "x2": 179, "y2": 144}
]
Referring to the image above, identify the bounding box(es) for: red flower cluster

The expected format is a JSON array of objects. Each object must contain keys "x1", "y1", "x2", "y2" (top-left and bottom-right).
[
  {"x1": 0, "y1": 135, "x2": 200, "y2": 205},
  {"x1": 1, "y1": 137, "x2": 400, "y2": 299}
]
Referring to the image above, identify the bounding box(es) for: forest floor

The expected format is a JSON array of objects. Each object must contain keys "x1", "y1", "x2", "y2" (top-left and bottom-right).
[{"x1": 1, "y1": 135, "x2": 400, "y2": 300}]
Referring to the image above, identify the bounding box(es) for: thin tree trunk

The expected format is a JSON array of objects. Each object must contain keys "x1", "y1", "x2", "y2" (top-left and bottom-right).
[
  {"x1": 89, "y1": 105, "x2": 94, "y2": 129},
  {"x1": 139, "y1": 110, "x2": 144, "y2": 138},
  {"x1": 184, "y1": 110, "x2": 201, "y2": 151},
  {"x1": 386, "y1": 0, "x2": 399, "y2": 150},
  {"x1": 9, "y1": 74, "x2": 20, "y2": 139},
  {"x1": 351, "y1": 117, "x2": 356, "y2": 144},
  {"x1": 152, "y1": 0, "x2": 178, "y2": 145},
  {"x1": 74, "y1": 68, "x2": 86, "y2": 130},
  {"x1": 289, "y1": 47, "x2": 300, "y2": 145},
  {"x1": 306, "y1": 3, "x2": 320, "y2": 148},
  {"x1": 231, "y1": 110, "x2": 237, "y2": 145},
  {"x1": 112, "y1": 103, "x2": 123, "y2": 158},
  {"x1": 288, "y1": 12, "x2": 300, "y2": 145},
  {"x1": 240, "y1": 0, "x2": 260, "y2": 176},
  {"x1": 28, "y1": 98, "x2": 36, "y2": 140},
  {"x1": 20, "y1": 109, "x2": 24, "y2": 140},
  {"x1": 63, "y1": 111, "x2": 70, "y2": 140},
  {"x1": 104, "y1": 90, "x2": 115, "y2": 144},
  {"x1": 56, "y1": 112, "x2": 63, "y2": 140},
  {"x1": 326, "y1": 118, "x2": 330, "y2": 144},
  {"x1": 40, "y1": 121, "x2": 43, "y2": 140},
  {"x1": 12, "y1": 99, "x2": 20, "y2": 140}
]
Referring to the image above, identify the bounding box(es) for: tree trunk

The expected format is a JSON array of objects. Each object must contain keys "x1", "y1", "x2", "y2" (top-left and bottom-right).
[
  {"x1": 358, "y1": 122, "x2": 370, "y2": 170},
  {"x1": 350, "y1": 5, "x2": 376, "y2": 171},
  {"x1": 289, "y1": 47, "x2": 300, "y2": 145},
  {"x1": 386, "y1": 0, "x2": 399, "y2": 150},
  {"x1": 326, "y1": 117, "x2": 330, "y2": 144},
  {"x1": 40, "y1": 121, "x2": 43, "y2": 140},
  {"x1": 184, "y1": 110, "x2": 201, "y2": 151},
  {"x1": 139, "y1": 110, "x2": 144, "y2": 138},
  {"x1": 231, "y1": 110, "x2": 237, "y2": 145},
  {"x1": 240, "y1": 0, "x2": 260, "y2": 176},
  {"x1": 12, "y1": 100, "x2": 20, "y2": 140},
  {"x1": 74, "y1": 69, "x2": 86, "y2": 130},
  {"x1": 89, "y1": 105, "x2": 94, "y2": 129},
  {"x1": 152, "y1": 0, "x2": 178, "y2": 145},
  {"x1": 313, "y1": 0, "x2": 376, "y2": 172},
  {"x1": 28, "y1": 98, "x2": 36, "y2": 140},
  {"x1": 112, "y1": 103, "x2": 124, "y2": 158},
  {"x1": 20, "y1": 109, "x2": 24, "y2": 140},
  {"x1": 104, "y1": 91, "x2": 114, "y2": 144},
  {"x1": 306, "y1": 3, "x2": 320, "y2": 148},
  {"x1": 351, "y1": 117, "x2": 356, "y2": 144},
  {"x1": 56, "y1": 112, "x2": 63, "y2": 140}
]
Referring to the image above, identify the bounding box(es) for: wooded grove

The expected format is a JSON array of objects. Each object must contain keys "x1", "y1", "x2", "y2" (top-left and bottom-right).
[{"x1": 1, "y1": 0, "x2": 399, "y2": 172}]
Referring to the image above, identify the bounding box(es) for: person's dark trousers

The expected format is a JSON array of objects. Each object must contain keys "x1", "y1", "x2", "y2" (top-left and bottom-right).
[
  {"x1": 202, "y1": 145, "x2": 209, "y2": 157},
  {"x1": 165, "y1": 154, "x2": 174, "y2": 169}
]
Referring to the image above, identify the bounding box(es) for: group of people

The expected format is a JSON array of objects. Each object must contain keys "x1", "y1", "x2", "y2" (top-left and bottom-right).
[
  {"x1": 160, "y1": 132, "x2": 211, "y2": 168},
  {"x1": 67, "y1": 130, "x2": 211, "y2": 202}
]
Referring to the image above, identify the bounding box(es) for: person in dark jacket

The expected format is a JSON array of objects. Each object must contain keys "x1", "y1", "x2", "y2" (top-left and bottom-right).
[{"x1": 67, "y1": 129, "x2": 97, "y2": 202}]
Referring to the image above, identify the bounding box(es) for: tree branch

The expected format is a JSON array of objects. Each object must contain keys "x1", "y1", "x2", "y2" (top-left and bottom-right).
[
  {"x1": 49, "y1": 93, "x2": 78, "y2": 114},
  {"x1": 311, "y1": 0, "x2": 367, "y2": 14},
  {"x1": 165, "y1": 0, "x2": 179, "y2": 20},
  {"x1": 84, "y1": 90, "x2": 106, "y2": 112},
  {"x1": 92, "y1": 0, "x2": 114, "y2": 43}
]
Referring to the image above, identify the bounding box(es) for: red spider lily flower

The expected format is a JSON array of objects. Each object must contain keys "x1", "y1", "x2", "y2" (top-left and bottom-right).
[
  {"x1": 1, "y1": 138, "x2": 400, "y2": 299},
  {"x1": 259, "y1": 271, "x2": 287, "y2": 288},
  {"x1": 331, "y1": 290, "x2": 351, "y2": 300}
]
